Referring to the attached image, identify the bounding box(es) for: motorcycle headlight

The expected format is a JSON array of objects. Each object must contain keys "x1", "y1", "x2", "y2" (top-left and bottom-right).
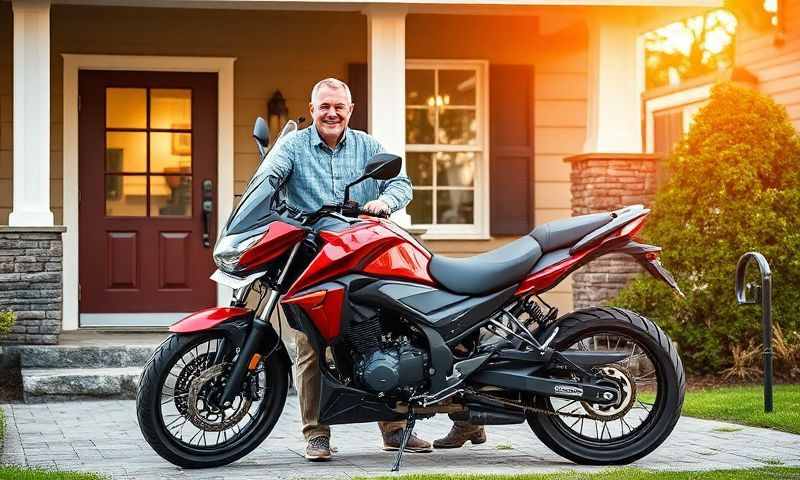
[{"x1": 213, "y1": 231, "x2": 264, "y2": 273}]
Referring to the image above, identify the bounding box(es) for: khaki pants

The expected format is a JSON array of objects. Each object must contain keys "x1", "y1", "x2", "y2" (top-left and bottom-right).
[{"x1": 294, "y1": 331, "x2": 406, "y2": 441}]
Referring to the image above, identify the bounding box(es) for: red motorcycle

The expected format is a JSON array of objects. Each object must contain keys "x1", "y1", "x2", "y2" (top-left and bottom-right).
[{"x1": 136, "y1": 118, "x2": 686, "y2": 471}]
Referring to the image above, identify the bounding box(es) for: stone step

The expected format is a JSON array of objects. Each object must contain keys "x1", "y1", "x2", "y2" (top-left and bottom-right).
[
  {"x1": 21, "y1": 365, "x2": 297, "y2": 403},
  {"x1": 22, "y1": 367, "x2": 142, "y2": 403},
  {"x1": 5, "y1": 344, "x2": 158, "y2": 369}
]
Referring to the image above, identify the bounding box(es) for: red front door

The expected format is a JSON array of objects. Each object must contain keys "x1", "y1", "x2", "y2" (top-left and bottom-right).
[{"x1": 78, "y1": 71, "x2": 218, "y2": 327}]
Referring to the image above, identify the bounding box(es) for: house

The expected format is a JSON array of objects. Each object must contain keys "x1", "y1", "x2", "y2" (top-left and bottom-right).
[{"x1": 0, "y1": 0, "x2": 718, "y2": 345}]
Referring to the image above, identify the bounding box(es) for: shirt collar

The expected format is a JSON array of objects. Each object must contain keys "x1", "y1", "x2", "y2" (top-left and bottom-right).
[{"x1": 310, "y1": 125, "x2": 349, "y2": 151}]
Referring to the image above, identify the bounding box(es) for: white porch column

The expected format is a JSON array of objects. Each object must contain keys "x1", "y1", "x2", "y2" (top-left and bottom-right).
[
  {"x1": 9, "y1": 0, "x2": 53, "y2": 227},
  {"x1": 583, "y1": 11, "x2": 644, "y2": 154},
  {"x1": 365, "y1": 6, "x2": 411, "y2": 226}
]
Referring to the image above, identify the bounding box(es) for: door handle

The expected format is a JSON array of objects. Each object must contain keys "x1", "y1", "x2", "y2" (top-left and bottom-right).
[{"x1": 202, "y1": 179, "x2": 214, "y2": 248}]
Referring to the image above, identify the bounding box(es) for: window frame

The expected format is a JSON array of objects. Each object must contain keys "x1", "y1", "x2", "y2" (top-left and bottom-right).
[{"x1": 405, "y1": 59, "x2": 490, "y2": 240}]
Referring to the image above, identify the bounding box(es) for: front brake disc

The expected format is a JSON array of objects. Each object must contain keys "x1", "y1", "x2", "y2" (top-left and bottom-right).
[{"x1": 186, "y1": 363, "x2": 252, "y2": 432}]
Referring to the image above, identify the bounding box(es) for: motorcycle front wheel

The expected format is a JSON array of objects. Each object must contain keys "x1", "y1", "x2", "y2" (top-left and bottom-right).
[
  {"x1": 136, "y1": 333, "x2": 289, "y2": 468},
  {"x1": 527, "y1": 307, "x2": 685, "y2": 465}
]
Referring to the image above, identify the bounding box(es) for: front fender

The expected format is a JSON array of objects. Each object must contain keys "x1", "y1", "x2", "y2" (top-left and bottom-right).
[
  {"x1": 169, "y1": 307, "x2": 293, "y2": 368},
  {"x1": 170, "y1": 307, "x2": 252, "y2": 333}
]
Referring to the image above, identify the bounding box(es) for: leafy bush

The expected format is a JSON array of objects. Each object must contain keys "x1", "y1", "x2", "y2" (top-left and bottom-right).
[
  {"x1": 612, "y1": 82, "x2": 800, "y2": 375},
  {"x1": 0, "y1": 310, "x2": 14, "y2": 336}
]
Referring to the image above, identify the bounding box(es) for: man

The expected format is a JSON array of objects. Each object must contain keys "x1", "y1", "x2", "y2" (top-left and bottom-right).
[{"x1": 263, "y1": 78, "x2": 432, "y2": 461}]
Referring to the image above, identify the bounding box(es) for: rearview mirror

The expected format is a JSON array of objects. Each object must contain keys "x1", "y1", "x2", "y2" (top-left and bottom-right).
[
  {"x1": 343, "y1": 153, "x2": 403, "y2": 205},
  {"x1": 364, "y1": 153, "x2": 402, "y2": 180},
  {"x1": 253, "y1": 117, "x2": 269, "y2": 157}
]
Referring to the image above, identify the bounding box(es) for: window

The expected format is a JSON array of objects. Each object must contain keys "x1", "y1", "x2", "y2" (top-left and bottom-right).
[
  {"x1": 405, "y1": 60, "x2": 488, "y2": 238},
  {"x1": 104, "y1": 88, "x2": 193, "y2": 217}
]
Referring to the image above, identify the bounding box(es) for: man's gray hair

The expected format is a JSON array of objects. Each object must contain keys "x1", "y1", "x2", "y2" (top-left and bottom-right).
[{"x1": 310, "y1": 78, "x2": 352, "y2": 104}]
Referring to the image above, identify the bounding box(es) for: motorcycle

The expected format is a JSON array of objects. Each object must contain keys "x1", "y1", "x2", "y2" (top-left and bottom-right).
[{"x1": 136, "y1": 117, "x2": 686, "y2": 471}]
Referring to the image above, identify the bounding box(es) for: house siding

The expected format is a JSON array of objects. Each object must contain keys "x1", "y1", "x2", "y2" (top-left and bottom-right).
[
  {"x1": 736, "y1": 2, "x2": 800, "y2": 129},
  {"x1": 0, "y1": 5, "x2": 587, "y2": 314}
]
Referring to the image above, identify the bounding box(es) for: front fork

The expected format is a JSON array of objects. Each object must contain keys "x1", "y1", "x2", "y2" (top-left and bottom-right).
[{"x1": 219, "y1": 243, "x2": 301, "y2": 406}]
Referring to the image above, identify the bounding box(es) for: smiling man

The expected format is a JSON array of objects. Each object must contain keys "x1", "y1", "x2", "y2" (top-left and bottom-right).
[{"x1": 262, "y1": 78, "x2": 426, "y2": 461}]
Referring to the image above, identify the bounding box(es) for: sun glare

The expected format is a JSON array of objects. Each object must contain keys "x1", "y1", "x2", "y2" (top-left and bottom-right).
[
  {"x1": 648, "y1": 10, "x2": 738, "y2": 57},
  {"x1": 643, "y1": 8, "x2": 738, "y2": 88}
]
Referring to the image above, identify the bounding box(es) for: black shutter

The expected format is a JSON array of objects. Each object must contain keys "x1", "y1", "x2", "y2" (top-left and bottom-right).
[
  {"x1": 490, "y1": 65, "x2": 535, "y2": 235},
  {"x1": 348, "y1": 63, "x2": 369, "y2": 132}
]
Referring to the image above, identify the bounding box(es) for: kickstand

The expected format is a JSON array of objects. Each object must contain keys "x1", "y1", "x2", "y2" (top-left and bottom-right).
[{"x1": 390, "y1": 411, "x2": 417, "y2": 472}]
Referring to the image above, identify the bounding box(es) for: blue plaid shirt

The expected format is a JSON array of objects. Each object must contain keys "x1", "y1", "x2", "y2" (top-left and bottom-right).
[{"x1": 263, "y1": 126, "x2": 412, "y2": 213}]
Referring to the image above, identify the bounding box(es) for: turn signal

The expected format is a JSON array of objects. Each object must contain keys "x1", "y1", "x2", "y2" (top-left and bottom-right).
[{"x1": 248, "y1": 353, "x2": 262, "y2": 371}]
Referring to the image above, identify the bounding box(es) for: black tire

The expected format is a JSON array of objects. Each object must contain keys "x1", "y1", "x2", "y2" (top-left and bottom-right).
[
  {"x1": 527, "y1": 307, "x2": 685, "y2": 465},
  {"x1": 136, "y1": 333, "x2": 289, "y2": 468}
]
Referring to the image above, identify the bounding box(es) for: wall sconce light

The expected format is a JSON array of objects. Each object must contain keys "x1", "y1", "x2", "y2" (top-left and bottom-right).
[{"x1": 268, "y1": 90, "x2": 289, "y2": 140}]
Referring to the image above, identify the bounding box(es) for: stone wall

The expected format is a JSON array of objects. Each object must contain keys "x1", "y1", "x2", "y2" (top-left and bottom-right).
[
  {"x1": 566, "y1": 154, "x2": 660, "y2": 309},
  {"x1": 0, "y1": 227, "x2": 65, "y2": 345}
]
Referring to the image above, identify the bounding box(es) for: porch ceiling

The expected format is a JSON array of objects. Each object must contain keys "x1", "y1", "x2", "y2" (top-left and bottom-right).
[{"x1": 52, "y1": 0, "x2": 722, "y2": 13}]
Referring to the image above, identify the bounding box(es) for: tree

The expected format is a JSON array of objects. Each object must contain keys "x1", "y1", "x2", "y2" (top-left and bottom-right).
[{"x1": 644, "y1": 10, "x2": 737, "y2": 89}]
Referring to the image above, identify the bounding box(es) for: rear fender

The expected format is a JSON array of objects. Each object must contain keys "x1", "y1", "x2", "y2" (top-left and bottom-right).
[
  {"x1": 618, "y1": 241, "x2": 685, "y2": 298},
  {"x1": 169, "y1": 307, "x2": 292, "y2": 366}
]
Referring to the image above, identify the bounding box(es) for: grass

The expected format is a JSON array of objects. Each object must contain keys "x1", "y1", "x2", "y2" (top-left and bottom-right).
[
  {"x1": 682, "y1": 384, "x2": 800, "y2": 434},
  {"x1": 358, "y1": 467, "x2": 800, "y2": 480},
  {"x1": 0, "y1": 467, "x2": 107, "y2": 480},
  {"x1": 0, "y1": 408, "x2": 105, "y2": 480}
]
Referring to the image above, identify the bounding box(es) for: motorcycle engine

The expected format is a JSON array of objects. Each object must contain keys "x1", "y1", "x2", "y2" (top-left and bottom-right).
[
  {"x1": 346, "y1": 307, "x2": 428, "y2": 393},
  {"x1": 354, "y1": 342, "x2": 427, "y2": 393}
]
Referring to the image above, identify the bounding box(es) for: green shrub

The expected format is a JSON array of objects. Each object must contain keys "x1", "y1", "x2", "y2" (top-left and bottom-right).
[
  {"x1": 0, "y1": 310, "x2": 14, "y2": 336},
  {"x1": 612, "y1": 82, "x2": 800, "y2": 375}
]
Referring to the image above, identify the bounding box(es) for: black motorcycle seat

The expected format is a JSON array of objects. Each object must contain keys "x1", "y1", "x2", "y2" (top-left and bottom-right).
[
  {"x1": 529, "y1": 212, "x2": 614, "y2": 253},
  {"x1": 428, "y1": 236, "x2": 542, "y2": 296}
]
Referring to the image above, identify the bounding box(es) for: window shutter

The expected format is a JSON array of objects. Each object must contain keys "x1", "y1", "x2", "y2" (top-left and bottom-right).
[
  {"x1": 490, "y1": 65, "x2": 535, "y2": 236},
  {"x1": 653, "y1": 109, "x2": 683, "y2": 155},
  {"x1": 348, "y1": 63, "x2": 369, "y2": 132}
]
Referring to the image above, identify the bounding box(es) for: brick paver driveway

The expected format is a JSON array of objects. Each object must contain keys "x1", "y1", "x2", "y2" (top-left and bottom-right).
[{"x1": 2, "y1": 397, "x2": 799, "y2": 479}]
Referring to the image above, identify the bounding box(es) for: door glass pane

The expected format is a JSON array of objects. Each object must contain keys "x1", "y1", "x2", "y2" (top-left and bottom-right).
[
  {"x1": 406, "y1": 109, "x2": 435, "y2": 144},
  {"x1": 438, "y1": 109, "x2": 477, "y2": 145},
  {"x1": 436, "y1": 152, "x2": 476, "y2": 187},
  {"x1": 106, "y1": 88, "x2": 146, "y2": 129},
  {"x1": 106, "y1": 132, "x2": 146, "y2": 172},
  {"x1": 150, "y1": 89, "x2": 192, "y2": 129},
  {"x1": 406, "y1": 152, "x2": 433, "y2": 186},
  {"x1": 151, "y1": 175, "x2": 192, "y2": 217},
  {"x1": 437, "y1": 190, "x2": 474, "y2": 224},
  {"x1": 408, "y1": 189, "x2": 433, "y2": 224},
  {"x1": 406, "y1": 70, "x2": 435, "y2": 106},
  {"x1": 439, "y1": 70, "x2": 476, "y2": 106},
  {"x1": 150, "y1": 132, "x2": 192, "y2": 174},
  {"x1": 105, "y1": 174, "x2": 147, "y2": 216}
]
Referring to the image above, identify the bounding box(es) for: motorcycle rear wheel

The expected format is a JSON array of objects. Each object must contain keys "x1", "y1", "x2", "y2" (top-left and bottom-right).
[
  {"x1": 136, "y1": 333, "x2": 289, "y2": 468},
  {"x1": 527, "y1": 307, "x2": 685, "y2": 465}
]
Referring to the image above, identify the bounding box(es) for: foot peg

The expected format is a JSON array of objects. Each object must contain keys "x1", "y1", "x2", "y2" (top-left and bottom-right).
[{"x1": 390, "y1": 411, "x2": 417, "y2": 472}]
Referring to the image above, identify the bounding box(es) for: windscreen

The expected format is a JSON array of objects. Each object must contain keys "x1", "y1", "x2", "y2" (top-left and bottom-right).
[{"x1": 221, "y1": 120, "x2": 298, "y2": 236}]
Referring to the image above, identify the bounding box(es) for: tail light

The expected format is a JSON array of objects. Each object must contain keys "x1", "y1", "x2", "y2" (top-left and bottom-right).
[{"x1": 620, "y1": 216, "x2": 646, "y2": 237}]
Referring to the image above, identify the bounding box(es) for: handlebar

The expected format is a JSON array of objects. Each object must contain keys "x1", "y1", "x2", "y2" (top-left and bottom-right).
[{"x1": 282, "y1": 201, "x2": 389, "y2": 227}]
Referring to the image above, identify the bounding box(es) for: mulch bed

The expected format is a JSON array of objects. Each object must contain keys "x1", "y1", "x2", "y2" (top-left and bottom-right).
[{"x1": 0, "y1": 367, "x2": 23, "y2": 403}]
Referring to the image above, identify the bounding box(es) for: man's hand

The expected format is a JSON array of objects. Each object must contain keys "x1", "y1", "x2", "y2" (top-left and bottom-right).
[{"x1": 362, "y1": 199, "x2": 391, "y2": 217}]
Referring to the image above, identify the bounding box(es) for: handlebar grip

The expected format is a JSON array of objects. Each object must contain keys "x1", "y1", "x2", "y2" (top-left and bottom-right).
[{"x1": 359, "y1": 208, "x2": 389, "y2": 219}]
